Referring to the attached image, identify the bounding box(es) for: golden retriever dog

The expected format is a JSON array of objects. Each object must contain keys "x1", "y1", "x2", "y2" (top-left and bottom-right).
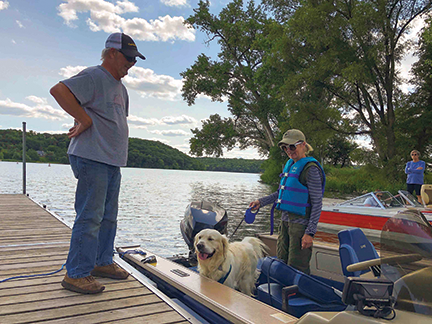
[{"x1": 194, "y1": 228, "x2": 268, "y2": 296}]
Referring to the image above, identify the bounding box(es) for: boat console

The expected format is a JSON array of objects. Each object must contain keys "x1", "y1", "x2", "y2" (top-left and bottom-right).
[{"x1": 342, "y1": 277, "x2": 395, "y2": 319}]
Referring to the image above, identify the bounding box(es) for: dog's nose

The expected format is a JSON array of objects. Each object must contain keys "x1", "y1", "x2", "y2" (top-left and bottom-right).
[{"x1": 196, "y1": 242, "x2": 204, "y2": 251}]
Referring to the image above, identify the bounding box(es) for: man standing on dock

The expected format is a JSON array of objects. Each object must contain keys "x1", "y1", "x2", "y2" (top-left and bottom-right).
[{"x1": 50, "y1": 33, "x2": 145, "y2": 294}]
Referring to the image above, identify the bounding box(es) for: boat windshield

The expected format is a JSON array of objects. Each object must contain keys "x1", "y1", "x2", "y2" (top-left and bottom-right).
[
  {"x1": 380, "y1": 209, "x2": 432, "y2": 315},
  {"x1": 336, "y1": 191, "x2": 404, "y2": 209},
  {"x1": 396, "y1": 190, "x2": 423, "y2": 207}
]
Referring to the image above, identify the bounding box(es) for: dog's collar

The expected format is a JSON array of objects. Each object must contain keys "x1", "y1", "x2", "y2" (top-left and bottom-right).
[{"x1": 217, "y1": 264, "x2": 232, "y2": 284}]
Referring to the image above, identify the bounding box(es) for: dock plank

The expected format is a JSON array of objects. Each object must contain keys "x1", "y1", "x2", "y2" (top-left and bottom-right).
[
  {"x1": 0, "y1": 194, "x2": 190, "y2": 324},
  {"x1": 0, "y1": 295, "x2": 163, "y2": 323},
  {"x1": 34, "y1": 303, "x2": 186, "y2": 324},
  {"x1": 0, "y1": 281, "x2": 145, "y2": 305}
]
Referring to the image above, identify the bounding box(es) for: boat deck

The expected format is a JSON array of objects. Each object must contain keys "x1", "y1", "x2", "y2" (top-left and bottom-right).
[
  {"x1": 0, "y1": 194, "x2": 190, "y2": 324},
  {"x1": 118, "y1": 246, "x2": 297, "y2": 324}
]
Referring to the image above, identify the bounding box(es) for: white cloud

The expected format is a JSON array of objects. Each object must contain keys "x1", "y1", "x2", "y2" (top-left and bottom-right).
[
  {"x1": 58, "y1": 0, "x2": 195, "y2": 42},
  {"x1": 16, "y1": 20, "x2": 24, "y2": 28},
  {"x1": 58, "y1": 65, "x2": 208, "y2": 103},
  {"x1": 149, "y1": 129, "x2": 190, "y2": 136},
  {"x1": 124, "y1": 66, "x2": 183, "y2": 100},
  {"x1": 11, "y1": 39, "x2": 16, "y2": 44},
  {"x1": 128, "y1": 115, "x2": 161, "y2": 126},
  {"x1": 59, "y1": 65, "x2": 183, "y2": 100},
  {"x1": 128, "y1": 114, "x2": 196, "y2": 128},
  {"x1": 26, "y1": 96, "x2": 49, "y2": 105},
  {"x1": 62, "y1": 123, "x2": 73, "y2": 129},
  {"x1": 161, "y1": 114, "x2": 197, "y2": 125},
  {"x1": 0, "y1": 97, "x2": 69, "y2": 120},
  {"x1": 39, "y1": 130, "x2": 69, "y2": 135},
  {"x1": 0, "y1": 1, "x2": 9, "y2": 11},
  {"x1": 59, "y1": 65, "x2": 88, "y2": 78},
  {"x1": 161, "y1": 0, "x2": 189, "y2": 7}
]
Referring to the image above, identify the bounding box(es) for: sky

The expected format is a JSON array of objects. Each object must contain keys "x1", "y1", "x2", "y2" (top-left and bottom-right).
[{"x1": 0, "y1": 0, "x2": 426, "y2": 158}]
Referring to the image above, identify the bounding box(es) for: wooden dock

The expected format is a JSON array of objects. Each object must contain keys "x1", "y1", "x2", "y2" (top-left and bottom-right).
[{"x1": 0, "y1": 194, "x2": 190, "y2": 324}]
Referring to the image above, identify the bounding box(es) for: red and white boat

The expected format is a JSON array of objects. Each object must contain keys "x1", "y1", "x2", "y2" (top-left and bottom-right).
[{"x1": 319, "y1": 190, "x2": 432, "y2": 234}]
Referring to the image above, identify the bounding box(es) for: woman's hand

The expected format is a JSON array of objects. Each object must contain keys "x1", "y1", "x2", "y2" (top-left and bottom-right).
[
  {"x1": 249, "y1": 200, "x2": 261, "y2": 211},
  {"x1": 302, "y1": 234, "x2": 314, "y2": 249}
]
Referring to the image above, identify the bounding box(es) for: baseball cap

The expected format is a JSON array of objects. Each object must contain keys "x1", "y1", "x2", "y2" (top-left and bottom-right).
[
  {"x1": 105, "y1": 33, "x2": 145, "y2": 60},
  {"x1": 278, "y1": 129, "x2": 313, "y2": 151}
]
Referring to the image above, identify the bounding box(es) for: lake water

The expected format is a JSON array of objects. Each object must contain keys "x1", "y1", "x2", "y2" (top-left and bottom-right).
[{"x1": 0, "y1": 161, "x2": 275, "y2": 257}]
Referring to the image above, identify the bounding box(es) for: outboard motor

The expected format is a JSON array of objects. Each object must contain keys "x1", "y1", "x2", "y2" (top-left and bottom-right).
[{"x1": 180, "y1": 200, "x2": 228, "y2": 254}]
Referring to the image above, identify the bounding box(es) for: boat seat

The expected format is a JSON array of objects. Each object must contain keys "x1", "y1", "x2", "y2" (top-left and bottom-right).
[
  {"x1": 421, "y1": 184, "x2": 432, "y2": 208},
  {"x1": 256, "y1": 257, "x2": 346, "y2": 318},
  {"x1": 338, "y1": 228, "x2": 379, "y2": 277}
]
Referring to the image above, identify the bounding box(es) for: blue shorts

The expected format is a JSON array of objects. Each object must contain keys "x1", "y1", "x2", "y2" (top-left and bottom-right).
[{"x1": 407, "y1": 183, "x2": 422, "y2": 195}]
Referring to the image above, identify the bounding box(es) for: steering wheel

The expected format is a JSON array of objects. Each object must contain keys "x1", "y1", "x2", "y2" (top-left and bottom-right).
[{"x1": 346, "y1": 254, "x2": 423, "y2": 273}]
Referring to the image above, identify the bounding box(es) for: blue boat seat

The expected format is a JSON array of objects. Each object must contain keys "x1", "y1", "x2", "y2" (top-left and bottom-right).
[
  {"x1": 338, "y1": 228, "x2": 379, "y2": 277},
  {"x1": 256, "y1": 257, "x2": 346, "y2": 318}
]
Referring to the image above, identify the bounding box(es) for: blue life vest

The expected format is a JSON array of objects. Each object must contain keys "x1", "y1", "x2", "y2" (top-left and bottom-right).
[{"x1": 276, "y1": 157, "x2": 325, "y2": 216}]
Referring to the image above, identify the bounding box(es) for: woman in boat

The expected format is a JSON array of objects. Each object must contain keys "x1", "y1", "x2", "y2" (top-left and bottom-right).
[
  {"x1": 249, "y1": 129, "x2": 325, "y2": 275},
  {"x1": 405, "y1": 150, "x2": 425, "y2": 203}
]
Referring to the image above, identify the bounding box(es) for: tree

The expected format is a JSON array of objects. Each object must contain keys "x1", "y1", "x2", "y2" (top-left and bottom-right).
[
  {"x1": 182, "y1": 0, "x2": 285, "y2": 157},
  {"x1": 325, "y1": 135, "x2": 358, "y2": 168},
  {"x1": 264, "y1": 0, "x2": 432, "y2": 163},
  {"x1": 397, "y1": 18, "x2": 432, "y2": 159}
]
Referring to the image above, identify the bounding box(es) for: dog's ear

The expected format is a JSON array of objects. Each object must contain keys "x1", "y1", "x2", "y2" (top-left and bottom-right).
[{"x1": 221, "y1": 234, "x2": 229, "y2": 258}]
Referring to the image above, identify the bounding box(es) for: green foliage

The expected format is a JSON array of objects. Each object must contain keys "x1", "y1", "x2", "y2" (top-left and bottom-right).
[
  {"x1": 189, "y1": 114, "x2": 237, "y2": 157},
  {"x1": 263, "y1": 0, "x2": 432, "y2": 164},
  {"x1": 260, "y1": 144, "x2": 287, "y2": 187},
  {"x1": 325, "y1": 165, "x2": 413, "y2": 197},
  {"x1": 197, "y1": 157, "x2": 263, "y2": 173},
  {"x1": 0, "y1": 129, "x2": 262, "y2": 173},
  {"x1": 396, "y1": 18, "x2": 432, "y2": 160},
  {"x1": 182, "y1": 0, "x2": 285, "y2": 157},
  {"x1": 323, "y1": 135, "x2": 358, "y2": 167},
  {"x1": 127, "y1": 137, "x2": 205, "y2": 170}
]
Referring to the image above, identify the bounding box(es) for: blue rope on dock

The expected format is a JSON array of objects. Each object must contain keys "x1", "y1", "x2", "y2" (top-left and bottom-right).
[
  {"x1": 0, "y1": 263, "x2": 66, "y2": 283},
  {"x1": 1, "y1": 250, "x2": 145, "y2": 283}
]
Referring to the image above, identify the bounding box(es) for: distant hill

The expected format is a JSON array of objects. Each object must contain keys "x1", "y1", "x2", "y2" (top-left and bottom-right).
[{"x1": 0, "y1": 129, "x2": 263, "y2": 173}]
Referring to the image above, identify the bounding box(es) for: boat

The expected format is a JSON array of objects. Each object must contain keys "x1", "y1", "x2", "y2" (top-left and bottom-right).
[
  {"x1": 117, "y1": 201, "x2": 432, "y2": 323},
  {"x1": 319, "y1": 190, "x2": 432, "y2": 235}
]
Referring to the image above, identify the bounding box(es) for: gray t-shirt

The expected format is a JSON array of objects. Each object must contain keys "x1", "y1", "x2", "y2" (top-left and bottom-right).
[{"x1": 61, "y1": 65, "x2": 129, "y2": 167}]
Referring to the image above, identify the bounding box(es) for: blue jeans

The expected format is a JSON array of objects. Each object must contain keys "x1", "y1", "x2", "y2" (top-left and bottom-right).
[{"x1": 66, "y1": 155, "x2": 121, "y2": 278}]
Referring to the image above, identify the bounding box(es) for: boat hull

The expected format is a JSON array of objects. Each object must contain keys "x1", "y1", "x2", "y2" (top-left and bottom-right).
[{"x1": 320, "y1": 206, "x2": 432, "y2": 232}]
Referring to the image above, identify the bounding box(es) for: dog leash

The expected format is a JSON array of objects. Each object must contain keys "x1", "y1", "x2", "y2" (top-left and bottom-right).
[{"x1": 217, "y1": 264, "x2": 232, "y2": 284}]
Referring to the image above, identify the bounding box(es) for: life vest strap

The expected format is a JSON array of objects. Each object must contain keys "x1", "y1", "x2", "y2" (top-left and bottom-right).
[
  {"x1": 278, "y1": 185, "x2": 308, "y2": 193},
  {"x1": 277, "y1": 199, "x2": 310, "y2": 208}
]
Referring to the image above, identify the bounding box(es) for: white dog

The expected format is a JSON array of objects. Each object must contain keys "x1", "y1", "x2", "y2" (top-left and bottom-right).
[{"x1": 194, "y1": 228, "x2": 268, "y2": 296}]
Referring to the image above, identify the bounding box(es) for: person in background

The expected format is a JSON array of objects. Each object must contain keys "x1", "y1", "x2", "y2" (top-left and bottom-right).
[
  {"x1": 50, "y1": 33, "x2": 145, "y2": 294},
  {"x1": 405, "y1": 150, "x2": 425, "y2": 203},
  {"x1": 249, "y1": 129, "x2": 325, "y2": 275},
  {"x1": 364, "y1": 190, "x2": 384, "y2": 207}
]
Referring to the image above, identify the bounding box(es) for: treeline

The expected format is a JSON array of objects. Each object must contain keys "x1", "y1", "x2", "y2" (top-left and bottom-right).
[
  {"x1": 197, "y1": 157, "x2": 262, "y2": 173},
  {"x1": 0, "y1": 129, "x2": 263, "y2": 173}
]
